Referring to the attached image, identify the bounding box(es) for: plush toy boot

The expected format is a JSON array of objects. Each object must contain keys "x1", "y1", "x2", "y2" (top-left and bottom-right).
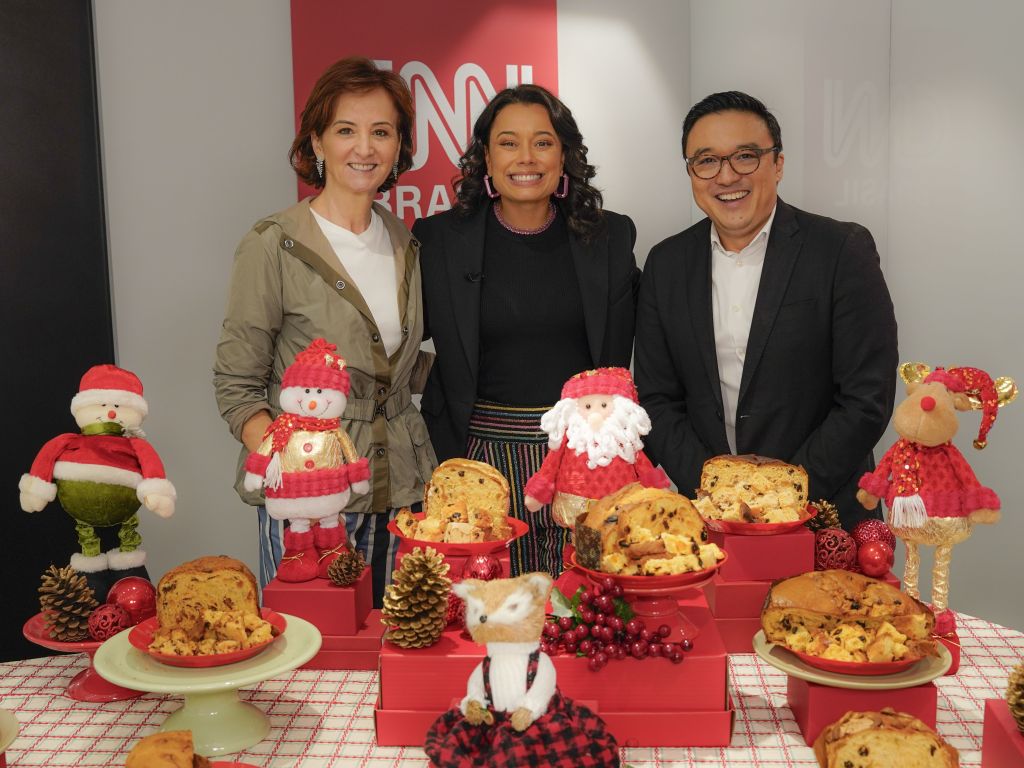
[
  {"x1": 277, "y1": 528, "x2": 318, "y2": 582},
  {"x1": 315, "y1": 522, "x2": 348, "y2": 579}
]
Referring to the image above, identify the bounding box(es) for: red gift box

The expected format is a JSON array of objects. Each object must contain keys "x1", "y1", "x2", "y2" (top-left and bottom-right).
[
  {"x1": 982, "y1": 698, "x2": 1024, "y2": 767},
  {"x1": 715, "y1": 617, "x2": 763, "y2": 654},
  {"x1": 376, "y1": 604, "x2": 732, "y2": 746},
  {"x1": 303, "y1": 609, "x2": 385, "y2": 670},
  {"x1": 374, "y1": 693, "x2": 734, "y2": 748},
  {"x1": 706, "y1": 575, "x2": 771, "y2": 618},
  {"x1": 262, "y1": 565, "x2": 372, "y2": 637},
  {"x1": 397, "y1": 543, "x2": 512, "y2": 581},
  {"x1": 787, "y1": 676, "x2": 937, "y2": 745},
  {"x1": 709, "y1": 526, "x2": 814, "y2": 582}
]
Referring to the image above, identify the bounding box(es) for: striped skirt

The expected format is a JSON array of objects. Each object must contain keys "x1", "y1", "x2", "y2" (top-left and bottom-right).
[{"x1": 466, "y1": 401, "x2": 569, "y2": 578}]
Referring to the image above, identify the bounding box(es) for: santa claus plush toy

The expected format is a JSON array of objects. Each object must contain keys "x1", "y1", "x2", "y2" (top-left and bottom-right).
[
  {"x1": 19, "y1": 364, "x2": 176, "y2": 572},
  {"x1": 244, "y1": 338, "x2": 369, "y2": 582},
  {"x1": 524, "y1": 367, "x2": 670, "y2": 527}
]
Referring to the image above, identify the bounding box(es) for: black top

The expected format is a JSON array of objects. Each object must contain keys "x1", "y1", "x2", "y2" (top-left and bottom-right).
[{"x1": 477, "y1": 209, "x2": 591, "y2": 405}]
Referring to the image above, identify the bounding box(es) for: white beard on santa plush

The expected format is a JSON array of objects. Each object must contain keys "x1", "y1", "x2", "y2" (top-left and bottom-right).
[{"x1": 541, "y1": 397, "x2": 652, "y2": 469}]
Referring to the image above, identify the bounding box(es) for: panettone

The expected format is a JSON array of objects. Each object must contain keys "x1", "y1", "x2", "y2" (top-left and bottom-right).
[
  {"x1": 156, "y1": 556, "x2": 259, "y2": 641},
  {"x1": 425, "y1": 459, "x2": 509, "y2": 519},
  {"x1": 125, "y1": 730, "x2": 211, "y2": 768},
  {"x1": 693, "y1": 454, "x2": 807, "y2": 523},
  {"x1": 812, "y1": 709, "x2": 959, "y2": 767},
  {"x1": 575, "y1": 484, "x2": 723, "y2": 575},
  {"x1": 762, "y1": 570, "x2": 937, "y2": 663}
]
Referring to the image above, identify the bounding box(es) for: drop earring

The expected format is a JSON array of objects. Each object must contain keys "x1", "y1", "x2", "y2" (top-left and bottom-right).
[
  {"x1": 315, "y1": 157, "x2": 324, "y2": 180},
  {"x1": 554, "y1": 173, "x2": 569, "y2": 199},
  {"x1": 483, "y1": 175, "x2": 500, "y2": 199}
]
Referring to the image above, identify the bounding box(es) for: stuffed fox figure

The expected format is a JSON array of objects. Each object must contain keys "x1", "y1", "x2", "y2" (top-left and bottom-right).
[{"x1": 424, "y1": 573, "x2": 619, "y2": 767}]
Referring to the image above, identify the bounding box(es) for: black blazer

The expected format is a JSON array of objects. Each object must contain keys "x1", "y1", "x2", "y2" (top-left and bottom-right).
[
  {"x1": 635, "y1": 199, "x2": 898, "y2": 526},
  {"x1": 414, "y1": 201, "x2": 641, "y2": 461}
]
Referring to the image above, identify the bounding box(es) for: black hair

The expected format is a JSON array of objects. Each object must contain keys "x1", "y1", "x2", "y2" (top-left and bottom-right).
[
  {"x1": 681, "y1": 91, "x2": 782, "y2": 158},
  {"x1": 452, "y1": 84, "x2": 605, "y2": 241}
]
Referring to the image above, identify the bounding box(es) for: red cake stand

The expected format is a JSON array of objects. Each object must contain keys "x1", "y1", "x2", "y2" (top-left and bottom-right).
[
  {"x1": 23, "y1": 613, "x2": 143, "y2": 702},
  {"x1": 570, "y1": 553, "x2": 725, "y2": 640}
]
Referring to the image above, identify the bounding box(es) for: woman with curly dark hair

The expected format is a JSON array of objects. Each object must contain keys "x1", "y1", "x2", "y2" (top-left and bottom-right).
[{"x1": 413, "y1": 84, "x2": 640, "y2": 577}]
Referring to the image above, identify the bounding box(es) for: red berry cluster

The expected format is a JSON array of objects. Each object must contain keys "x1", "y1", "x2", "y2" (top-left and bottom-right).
[{"x1": 541, "y1": 578, "x2": 693, "y2": 672}]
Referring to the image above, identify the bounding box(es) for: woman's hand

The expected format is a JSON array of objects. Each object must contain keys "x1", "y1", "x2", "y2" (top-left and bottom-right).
[{"x1": 241, "y1": 411, "x2": 273, "y2": 453}]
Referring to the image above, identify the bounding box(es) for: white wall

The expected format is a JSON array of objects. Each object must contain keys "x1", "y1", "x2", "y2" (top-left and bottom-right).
[
  {"x1": 93, "y1": 0, "x2": 296, "y2": 580},
  {"x1": 93, "y1": 1, "x2": 1023, "y2": 631}
]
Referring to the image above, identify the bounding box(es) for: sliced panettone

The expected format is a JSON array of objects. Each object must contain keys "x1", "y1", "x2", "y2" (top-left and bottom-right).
[
  {"x1": 696, "y1": 454, "x2": 807, "y2": 522},
  {"x1": 156, "y1": 556, "x2": 259, "y2": 641},
  {"x1": 125, "y1": 730, "x2": 211, "y2": 768},
  {"x1": 762, "y1": 570, "x2": 937, "y2": 663},
  {"x1": 425, "y1": 459, "x2": 509, "y2": 520},
  {"x1": 813, "y1": 709, "x2": 959, "y2": 767}
]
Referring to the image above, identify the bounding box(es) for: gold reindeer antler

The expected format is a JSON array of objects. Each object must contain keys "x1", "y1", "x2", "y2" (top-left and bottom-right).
[{"x1": 898, "y1": 361, "x2": 931, "y2": 385}]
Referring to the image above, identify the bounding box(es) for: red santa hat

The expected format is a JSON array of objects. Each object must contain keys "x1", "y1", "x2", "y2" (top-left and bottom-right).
[
  {"x1": 70, "y1": 364, "x2": 148, "y2": 417},
  {"x1": 560, "y1": 367, "x2": 638, "y2": 403},
  {"x1": 923, "y1": 366, "x2": 999, "y2": 449},
  {"x1": 281, "y1": 338, "x2": 350, "y2": 395}
]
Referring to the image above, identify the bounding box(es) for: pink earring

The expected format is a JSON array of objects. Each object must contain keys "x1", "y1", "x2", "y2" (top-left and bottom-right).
[
  {"x1": 483, "y1": 175, "x2": 501, "y2": 199},
  {"x1": 554, "y1": 173, "x2": 569, "y2": 199}
]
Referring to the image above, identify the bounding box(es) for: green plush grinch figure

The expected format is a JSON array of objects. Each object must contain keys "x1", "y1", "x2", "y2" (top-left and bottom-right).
[{"x1": 19, "y1": 364, "x2": 176, "y2": 572}]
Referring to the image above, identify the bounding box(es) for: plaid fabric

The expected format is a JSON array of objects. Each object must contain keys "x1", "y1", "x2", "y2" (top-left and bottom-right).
[
  {"x1": 0, "y1": 612, "x2": 1020, "y2": 766},
  {"x1": 466, "y1": 401, "x2": 570, "y2": 578},
  {"x1": 424, "y1": 651, "x2": 619, "y2": 767}
]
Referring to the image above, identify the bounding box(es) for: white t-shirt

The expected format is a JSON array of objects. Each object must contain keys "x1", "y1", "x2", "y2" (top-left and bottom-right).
[
  {"x1": 710, "y1": 205, "x2": 777, "y2": 453},
  {"x1": 311, "y1": 208, "x2": 402, "y2": 357}
]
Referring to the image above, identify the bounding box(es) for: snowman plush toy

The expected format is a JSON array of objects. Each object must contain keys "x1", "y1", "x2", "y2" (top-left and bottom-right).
[
  {"x1": 244, "y1": 338, "x2": 370, "y2": 581},
  {"x1": 19, "y1": 364, "x2": 176, "y2": 573}
]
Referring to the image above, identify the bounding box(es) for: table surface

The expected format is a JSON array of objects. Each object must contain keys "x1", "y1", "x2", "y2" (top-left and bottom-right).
[{"x1": 0, "y1": 613, "x2": 1020, "y2": 768}]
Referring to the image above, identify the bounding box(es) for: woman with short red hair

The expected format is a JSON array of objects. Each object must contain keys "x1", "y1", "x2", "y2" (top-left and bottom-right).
[{"x1": 214, "y1": 57, "x2": 435, "y2": 606}]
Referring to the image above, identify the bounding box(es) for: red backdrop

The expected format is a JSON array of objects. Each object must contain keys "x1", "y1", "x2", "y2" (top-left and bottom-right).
[{"x1": 290, "y1": 0, "x2": 559, "y2": 227}]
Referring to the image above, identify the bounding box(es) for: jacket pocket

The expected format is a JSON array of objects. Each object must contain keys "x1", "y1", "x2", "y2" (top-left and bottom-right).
[{"x1": 408, "y1": 414, "x2": 438, "y2": 483}]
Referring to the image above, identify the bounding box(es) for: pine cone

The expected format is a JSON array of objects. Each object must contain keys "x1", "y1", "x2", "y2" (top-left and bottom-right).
[
  {"x1": 806, "y1": 499, "x2": 841, "y2": 531},
  {"x1": 381, "y1": 546, "x2": 451, "y2": 649},
  {"x1": 38, "y1": 564, "x2": 99, "y2": 642},
  {"x1": 327, "y1": 548, "x2": 366, "y2": 587},
  {"x1": 1008, "y1": 661, "x2": 1024, "y2": 734}
]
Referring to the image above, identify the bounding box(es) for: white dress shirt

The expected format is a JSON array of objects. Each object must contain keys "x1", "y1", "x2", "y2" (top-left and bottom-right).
[
  {"x1": 311, "y1": 208, "x2": 402, "y2": 357},
  {"x1": 710, "y1": 205, "x2": 777, "y2": 453}
]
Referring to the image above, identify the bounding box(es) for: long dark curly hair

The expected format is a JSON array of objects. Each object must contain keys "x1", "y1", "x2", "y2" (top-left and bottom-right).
[{"x1": 453, "y1": 85, "x2": 605, "y2": 241}]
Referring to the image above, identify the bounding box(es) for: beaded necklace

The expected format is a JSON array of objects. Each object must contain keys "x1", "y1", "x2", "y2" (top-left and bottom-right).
[{"x1": 493, "y1": 201, "x2": 557, "y2": 235}]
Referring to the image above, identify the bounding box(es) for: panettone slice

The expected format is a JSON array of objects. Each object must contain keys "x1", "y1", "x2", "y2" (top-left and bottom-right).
[
  {"x1": 812, "y1": 709, "x2": 959, "y2": 767},
  {"x1": 424, "y1": 459, "x2": 509, "y2": 520}
]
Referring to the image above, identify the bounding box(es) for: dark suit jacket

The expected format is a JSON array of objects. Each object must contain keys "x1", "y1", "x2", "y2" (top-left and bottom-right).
[
  {"x1": 635, "y1": 199, "x2": 897, "y2": 527},
  {"x1": 414, "y1": 201, "x2": 640, "y2": 462}
]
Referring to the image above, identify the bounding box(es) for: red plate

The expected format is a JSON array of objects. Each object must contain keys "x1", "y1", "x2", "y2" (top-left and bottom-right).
[
  {"x1": 23, "y1": 613, "x2": 103, "y2": 653},
  {"x1": 128, "y1": 607, "x2": 286, "y2": 668},
  {"x1": 786, "y1": 646, "x2": 924, "y2": 675},
  {"x1": 569, "y1": 551, "x2": 726, "y2": 590},
  {"x1": 700, "y1": 503, "x2": 817, "y2": 536},
  {"x1": 387, "y1": 512, "x2": 529, "y2": 555}
]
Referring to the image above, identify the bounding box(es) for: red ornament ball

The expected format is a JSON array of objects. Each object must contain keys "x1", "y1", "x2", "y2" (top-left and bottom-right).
[
  {"x1": 815, "y1": 528, "x2": 857, "y2": 571},
  {"x1": 461, "y1": 554, "x2": 502, "y2": 581},
  {"x1": 445, "y1": 588, "x2": 465, "y2": 628},
  {"x1": 106, "y1": 576, "x2": 157, "y2": 625},
  {"x1": 857, "y1": 540, "x2": 895, "y2": 577},
  {"x1": 88, "y1": 604, "x2": 132, "y2": 641},
  {"x1": 851, "y1": 519, "x2": 896, "y2": 551}
]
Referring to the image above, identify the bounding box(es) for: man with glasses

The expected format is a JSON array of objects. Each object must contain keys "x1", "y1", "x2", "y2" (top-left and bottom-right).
[{"x1": 635, "y1": 91, "x2": 897, "y2": 528}]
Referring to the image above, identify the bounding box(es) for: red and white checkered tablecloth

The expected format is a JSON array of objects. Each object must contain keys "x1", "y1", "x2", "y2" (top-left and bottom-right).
[{"x1": 0, "y1": 613, "x2": 1020, "y2": 767}]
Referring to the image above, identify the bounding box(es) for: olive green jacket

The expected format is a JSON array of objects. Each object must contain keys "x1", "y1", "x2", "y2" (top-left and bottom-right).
[{"x1": 213, "y1": 198, "x2": 436, "y2": 513}]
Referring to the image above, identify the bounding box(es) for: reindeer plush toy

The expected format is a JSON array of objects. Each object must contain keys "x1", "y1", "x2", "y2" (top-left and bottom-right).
[
  {"x1": 857, "y1": 363, "x2": 1016, "y2": 633},
  {"x1": 424, "y1": 572, "x2": 619, "y2": 767}
]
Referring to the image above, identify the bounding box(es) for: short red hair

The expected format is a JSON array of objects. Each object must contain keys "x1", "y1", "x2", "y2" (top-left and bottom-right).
[{"x1": 289, "y1": 57, "x2": 414, "y2": 192}]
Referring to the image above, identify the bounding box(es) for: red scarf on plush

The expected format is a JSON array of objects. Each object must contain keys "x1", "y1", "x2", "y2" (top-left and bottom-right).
[
  {"x1": 265, "y1": 414, "x2": 340, "y2": 455},
  {"x1": 890, "y1": 438, "x2": 924, "y2": 496}
]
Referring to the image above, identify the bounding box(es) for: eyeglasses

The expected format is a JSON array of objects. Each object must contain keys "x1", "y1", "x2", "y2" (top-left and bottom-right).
[{"x1": 685, "y1": 146, "x2": 779, "y2": 180}]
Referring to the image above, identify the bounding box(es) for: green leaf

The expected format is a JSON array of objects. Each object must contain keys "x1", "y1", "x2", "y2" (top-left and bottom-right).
[
  {"x1": 549, "y1": 586, "x2": 575, "y2": 618},
  {"x1": 569, "y1": 587, "x2": 584, "y2": 622},
  {"x1": 613, "y1": 596, "x2": 634, "y2": 622}
]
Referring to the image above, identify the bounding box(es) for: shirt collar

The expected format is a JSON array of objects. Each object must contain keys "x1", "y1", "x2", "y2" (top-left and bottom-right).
[{"x1": 710, "y1": 203, "x2": 778, "y2": 257}]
